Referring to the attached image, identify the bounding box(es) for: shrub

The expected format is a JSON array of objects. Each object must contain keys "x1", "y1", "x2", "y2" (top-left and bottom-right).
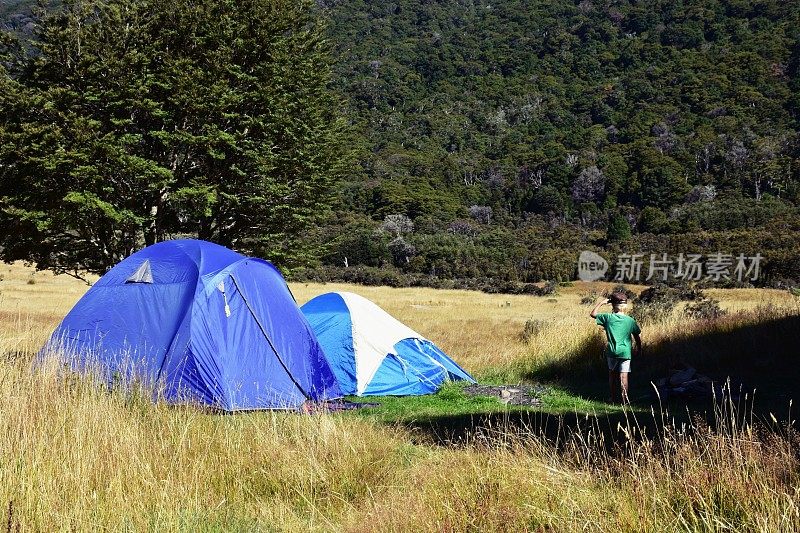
[
  {"x1": 520, "y1": 319, "x2": 547, "y2": 343},
  {"x1": 580, "y1": 291, "x2": 599, "y2": 305},
  {"x1": 684, "y1": 297, "x2": 727, "y2": 320},
  {"x1": 633, "y1": 282, "x2": 718, "y2": 323},
  {"x1": 632, "y1": 284, "x2": 681, "y2": 323},
  {"x1": 637, "y1": 206, "x2": 668, "y2": 233},
  {"x1": 540, "y1": 280, "x2": 558, "y2": 296},
  {"x1": 291, "y1": 266, "x2": 563, "y2": 296}
]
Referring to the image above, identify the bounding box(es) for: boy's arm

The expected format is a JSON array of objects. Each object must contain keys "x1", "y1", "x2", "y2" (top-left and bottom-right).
[
  {"x1": 633, "y1": 332, "x2": 642, "y2": 356},
  {"x1": 589, "y1": 298, "x2": 609, "y2": 318}
]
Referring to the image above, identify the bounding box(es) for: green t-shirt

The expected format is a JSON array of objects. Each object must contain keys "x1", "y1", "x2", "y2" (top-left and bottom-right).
[{"x1": 595, "y1": 313, "x2": 641, "y2": 360}]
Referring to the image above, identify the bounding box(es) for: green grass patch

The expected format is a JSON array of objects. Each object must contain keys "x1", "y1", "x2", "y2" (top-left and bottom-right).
[
  {"x1": 345, "y1": 381, "x2": 510, "y2": 423},
  {"x1": 340, "y1": 380, "x2": 638, "y2": 424},
  {"x1": 540, "y1": 387, "x2": 638, "y2": 415}
]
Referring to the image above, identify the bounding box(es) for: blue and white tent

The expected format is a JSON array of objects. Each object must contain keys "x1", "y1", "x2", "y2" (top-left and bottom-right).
[
  {"x1": 301, "y1": 292, "x2": 475, "y2": 396},
  {"x1": 44, "y1": 239, "x2": 341, "y2": 411}
]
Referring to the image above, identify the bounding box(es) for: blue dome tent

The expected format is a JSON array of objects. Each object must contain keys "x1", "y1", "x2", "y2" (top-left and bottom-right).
[
  {"x1": 44, "y1": 239, "x2": 341, "y2": 410},
  {"x1": 301, "y1": 292, "x2": 475, "y2": 396}
]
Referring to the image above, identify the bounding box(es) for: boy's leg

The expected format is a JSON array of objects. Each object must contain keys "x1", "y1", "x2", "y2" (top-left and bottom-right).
[
  {"x1": 619, "y1": 372, "x2": 630, "y2": 404},
  {"x1": 608, "y1": 370, "x2": 620, "y2": 403}
]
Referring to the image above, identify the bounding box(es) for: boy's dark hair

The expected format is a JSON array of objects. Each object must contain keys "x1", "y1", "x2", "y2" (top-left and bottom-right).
[{"x1": 609, "y1": 292, "x2": 628, "y2": 304}]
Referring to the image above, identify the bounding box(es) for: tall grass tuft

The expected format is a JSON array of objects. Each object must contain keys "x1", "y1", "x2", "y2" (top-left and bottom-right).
[{"x1": 349, "y1": 395, "x2": 800, "y2": 532}]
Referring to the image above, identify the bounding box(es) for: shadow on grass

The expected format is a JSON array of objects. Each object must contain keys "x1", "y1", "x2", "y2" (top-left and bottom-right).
[
  {"x1": 393, "y1": 308, "x2": 800, "y2": 447},
  {"x1": 527, "y1": 309, "x2": 800, "y2": 415},
  {"x1": 396, "y1": 407, "x2": 658, "y2": 451}
]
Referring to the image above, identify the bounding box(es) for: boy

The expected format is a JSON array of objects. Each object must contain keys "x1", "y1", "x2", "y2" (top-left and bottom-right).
[{"x1": 589, "y1": 292, "x2": 642, "y2": 404}]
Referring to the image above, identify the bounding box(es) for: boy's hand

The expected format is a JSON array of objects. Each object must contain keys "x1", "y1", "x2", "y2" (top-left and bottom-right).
[{"x1": 590, "y1": 297, "x2": 609, "y2": 318}]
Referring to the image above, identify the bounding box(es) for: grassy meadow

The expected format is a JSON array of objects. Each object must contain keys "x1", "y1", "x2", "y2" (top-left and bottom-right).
[{"x1": 1, "y1": 263, "x2": 799, "y2": 531}]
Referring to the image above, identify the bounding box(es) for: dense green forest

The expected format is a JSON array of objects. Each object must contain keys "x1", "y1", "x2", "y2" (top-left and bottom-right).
[{"x1": 2, "y1": 0, "x2": 800, "y2": 287}]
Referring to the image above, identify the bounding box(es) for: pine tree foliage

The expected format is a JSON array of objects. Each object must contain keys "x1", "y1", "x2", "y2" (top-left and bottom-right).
[{"x1": 0, "y1": 0, "x2": 344, "y2": 277}]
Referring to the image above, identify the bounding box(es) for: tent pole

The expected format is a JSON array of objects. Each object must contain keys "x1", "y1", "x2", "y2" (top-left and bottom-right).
[{"x1": 230, "y1": 274, "x2": 311, "y2": 401}]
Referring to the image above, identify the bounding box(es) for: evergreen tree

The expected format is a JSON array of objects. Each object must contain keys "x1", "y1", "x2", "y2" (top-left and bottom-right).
[
  {"x1": 0, "y1": 0, "x2": 344, "y2": 277},
  {"x1": 607, "y1": 212, "x2": 632, "y2": 243}
]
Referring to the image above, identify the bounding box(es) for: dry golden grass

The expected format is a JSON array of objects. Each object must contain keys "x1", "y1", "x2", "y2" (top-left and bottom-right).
[
  {"x1": 2, "y1": 261, "x2": 796, "y2": 376},
  {"x1": 345, "y1": 425, "x2": 800, "y2": 532},
  {"x1": 0, "y1": 359, "x2": 411, "y2": 530},
  {"x1": 291, "y1": 280, "x2": 797, "y2": 376},
  {"x1": 1, "y1": 262, "x2": 799, "y2": 531}
]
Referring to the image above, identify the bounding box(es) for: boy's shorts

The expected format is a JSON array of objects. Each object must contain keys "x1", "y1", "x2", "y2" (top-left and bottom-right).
[{"x1": 607, "y1": 357, "x2": 631, "y2": 373}]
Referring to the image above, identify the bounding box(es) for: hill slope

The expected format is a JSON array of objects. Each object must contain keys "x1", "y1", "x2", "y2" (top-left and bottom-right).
[{"x1": 3, "y1": 0, "x2": 800, "y2": 285}]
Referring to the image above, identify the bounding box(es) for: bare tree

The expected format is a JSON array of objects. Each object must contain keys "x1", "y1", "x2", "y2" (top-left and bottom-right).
[
  {"x1": 368, "y1": 59, "x2": 381, "y2": 78},
  {"x1": 448, "y1": 220, "x2": 478, "y2": 237},
  {"x1": 381, "y1": 214, "x2": 414, "y2": 237},
  {"x1": 388, "y1": 237, "x2": 416, "y2": 265},
  {"x1": 685, "y1": 185, "x2": 717, "y2": 203},
  {"x1": 565, "y1": 153, "x2": 579, "y2": 167},
  {"x1": 571, "y1": 165, "x2": 605, "y2": 204},
  {"x1": 653, "y1": 122, "x2": 678, "y2": 154},
  {"x1": 469, "y1": 205, "x2": 493, "y2": 224}
]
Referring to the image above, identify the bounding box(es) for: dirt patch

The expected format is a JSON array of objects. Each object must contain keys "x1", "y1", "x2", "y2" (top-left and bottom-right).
[{"x1": 463, "y1": 383, "x2": 546, "y2": 407}]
